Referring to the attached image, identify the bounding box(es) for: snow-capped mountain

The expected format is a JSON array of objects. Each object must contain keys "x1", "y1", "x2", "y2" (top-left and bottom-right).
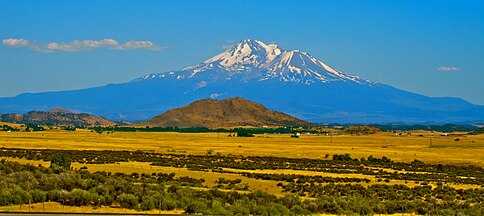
[
  {"x1": 138, "y1": 39, "x2": 370, "y2": 85},
  {"x1": 0, "y1": 39, "x2": 482, "y2": 123}
]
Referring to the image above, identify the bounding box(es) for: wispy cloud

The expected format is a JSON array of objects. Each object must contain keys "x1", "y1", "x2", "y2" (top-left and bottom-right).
[
  {"x1": 2, "y1": 38, "x2": 29, "y2": 47},
  {"x1": 2, "y1": 38, "x2": 162, "y2": 52},
  {"x1": 437, "y1": 66, "x2": 461, "y2": 72},
  {"x1": 114, "y1": 41, "x2": 160, "y2": 51},
  {"x1": 210, "y1": 93, "x2": 221, "y2": 99}
]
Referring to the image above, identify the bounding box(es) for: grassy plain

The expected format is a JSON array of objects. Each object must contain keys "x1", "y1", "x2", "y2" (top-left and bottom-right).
[
  {"x1": 0, "y1": 130, "x2": 483, "y2": 166},
  {"x1": 70, "y1": 162, "x2": 480, "y2": 191},
  {"x1": 0, "y1": 201, "x2": 183, "y2": 214},
  {"x1": 0, "y1": 130, "x2": 483, "y2": 214}
]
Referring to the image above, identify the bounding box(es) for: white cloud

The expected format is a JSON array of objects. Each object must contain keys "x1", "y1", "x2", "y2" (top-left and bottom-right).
[
  {"x1": 114, "y1": 41, "x2": 160, "y2": 51},
  {"x1": 437, "y1": 66, "x2": 461, "y2": 71},
  {"x1": 210, "y1": 93, "x2": 221, "y2": 99},
  {"x1": 2, "y1": 38, "x2": 30, "y2": 47},
  {"x1": 83, "y1": 39, "x2": 119, "y2": 48},
  {"x1": 2, "y1": 38, "x2": 162, "y2": 52},
  {"x1": 46, "y1": 41, "x2": 82, "y2": 52}
]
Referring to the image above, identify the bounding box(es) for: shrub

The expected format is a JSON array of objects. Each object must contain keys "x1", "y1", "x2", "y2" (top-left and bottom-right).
[{"x1": 116, "y1": 193, "x2": 139, "y2": 209}]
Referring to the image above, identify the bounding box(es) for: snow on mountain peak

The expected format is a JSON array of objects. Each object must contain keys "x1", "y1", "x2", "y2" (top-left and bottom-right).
[
  {"x1": 203, "y1": 38, "x2": 281, "y2": 69},
  {"x1": 138, "y1": 39, "x2": 371, "y2": 85}
]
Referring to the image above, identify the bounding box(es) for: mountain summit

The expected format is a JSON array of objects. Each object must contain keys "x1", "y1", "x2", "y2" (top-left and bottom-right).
[
  {"x1": 0, "y1": 39, "x2": 482, "y2": 123},
  {"x1": 139, "y1": 97, "x2": 312, "y2": 128},
  {"x1": 138, "y1": 39, "x2": 370, "y2": 85}
]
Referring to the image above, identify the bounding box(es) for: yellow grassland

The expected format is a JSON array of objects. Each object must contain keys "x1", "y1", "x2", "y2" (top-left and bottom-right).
[
  {"x1": 5, "y1": 201, "x2": 418, "y2": 216},
  {"x1": 0, "y1": 130, "x2": 483, "y2": 166},
  {"x1": 0, "y1": 121, "x2": 24, "y2": 129},
  {"x1": 71, "y1": 161, "x2": 282, "y2": 195},
  {"x1": 0, "y1": 121, "x2": 22, "y2": 126},
  {"x1": 0, "y1": 201, "x2": 183, "y2": 214},
  {"x1": 69, "y1": 161, "x2": 484, "y2": 191},
  {"x1": 1, "y1": 157, "x2": 478, "y2": 194},
  {"x1": 0, "y1": 156, "x2": 51, "y2": 167},
  {"x1": 0, "y1": 130, "x2": 481, "y2": 214}
]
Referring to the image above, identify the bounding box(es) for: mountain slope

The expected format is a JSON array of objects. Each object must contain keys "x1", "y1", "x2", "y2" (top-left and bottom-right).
[
  {"x1": 46, "y1": 107, "x2": 72, "y2": 113},
  {"x1": 0, "y1": 39, "x2": 482, "y2": 123},
  {"x1": 0, "y1": 110, "x2": 116, "y2": 127},
  {"x1": 139, "y1": 97, "x2": 313, "y2": 128},
  {"x1": 138, "y1": 38, "x2": 369, "y2": 84}
]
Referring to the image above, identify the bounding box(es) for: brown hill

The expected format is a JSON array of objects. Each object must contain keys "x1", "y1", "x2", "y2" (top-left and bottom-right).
[
  {"x1": 0, "y1": 110, "x2": 116, "y2": 127},
  {"x1": 46, "y1": 107, "x2": 73, "y2": 113},
  {"x1": 139, "y1": 97, "x2": 313, "y2": 128}
]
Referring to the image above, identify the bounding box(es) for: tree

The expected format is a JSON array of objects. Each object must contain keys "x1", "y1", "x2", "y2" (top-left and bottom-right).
[
  {"x1": 31, "y1": 189, "x2": 46, "y2": 203},
  {"x1": 237, "y1": 131, "x2": 254, "y2": 137},
  {"x1": 50, "y1": 155, "x2": 71, "y2": 170},
  {"x1": 185, "y1": 200, "x2": 208, "y2": 214},
  {"x1": 116, "y1": 193, "x2": 139, "y2": 209},
  {"x1": 140, "y1": 195, "x2": 156, "y2": 210}
]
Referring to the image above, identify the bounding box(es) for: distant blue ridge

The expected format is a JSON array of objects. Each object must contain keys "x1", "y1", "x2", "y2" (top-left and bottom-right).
[{"x1": 1, "y1": 39, "x2": 482, "y2": 123}]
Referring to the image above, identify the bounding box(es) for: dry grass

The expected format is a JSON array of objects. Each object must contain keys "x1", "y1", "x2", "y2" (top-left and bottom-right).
[
  {"x1": 219, "y1": 167, "x2": 480, "y2": 190},
  {"x1": 0, "y1": 121, "x2": 23, "y2": 126},
  {"x1": 0, "y1": 121, "x2": 24, "y2": 130},
  {"x1": 1, "y1": 130, "x2": 468, "y2": 214},
  {"x1": 0, "y1": 201, "x2": 417, "y2": 215},
  {"x1": 0, "y1": 157, "x2": 50, "y2": 167},
  {"x1": 0, "y1": 201, "x2": 183, "y2": 214},
  {"x1": 70, "y1": 161, "x2": 286, "y2": 195},
  {"x1": 69, "y1": 161, "x2": 480, "y2": 192},
  {"x1": 0, "y1": 130, "x2": 483, "y2": 166}
]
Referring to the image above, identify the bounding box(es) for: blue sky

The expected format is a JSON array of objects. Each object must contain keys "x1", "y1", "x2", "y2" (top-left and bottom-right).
[{"x1": 1, "y1": 0, "x2": 483, "y2": 104}]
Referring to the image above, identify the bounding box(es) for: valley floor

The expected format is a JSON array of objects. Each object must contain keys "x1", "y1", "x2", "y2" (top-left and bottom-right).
[
  {"x1": 0, "y1": 130, "x2": 483, "y2": 215},
  {"x1": 0, "y1": 130, "x2": 483, "y2": 166}
]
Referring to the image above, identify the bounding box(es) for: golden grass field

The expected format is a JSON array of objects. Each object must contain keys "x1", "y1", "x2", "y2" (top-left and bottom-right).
[
  {"x1": 0, "y1": 201, "x2": 183, "y2": 214},
  {"x1": 0, "y1": 130, "x2": 483, "y2": 166},
  {"x1": 0, "y1": 130, "x2": 482, "y2": 214},
  {"x1": 0, "y1": 202, "x2": 417, "y2": 216},
  {"x1": 4, "y1": 156, "x2": 477, "y2": 194}
]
